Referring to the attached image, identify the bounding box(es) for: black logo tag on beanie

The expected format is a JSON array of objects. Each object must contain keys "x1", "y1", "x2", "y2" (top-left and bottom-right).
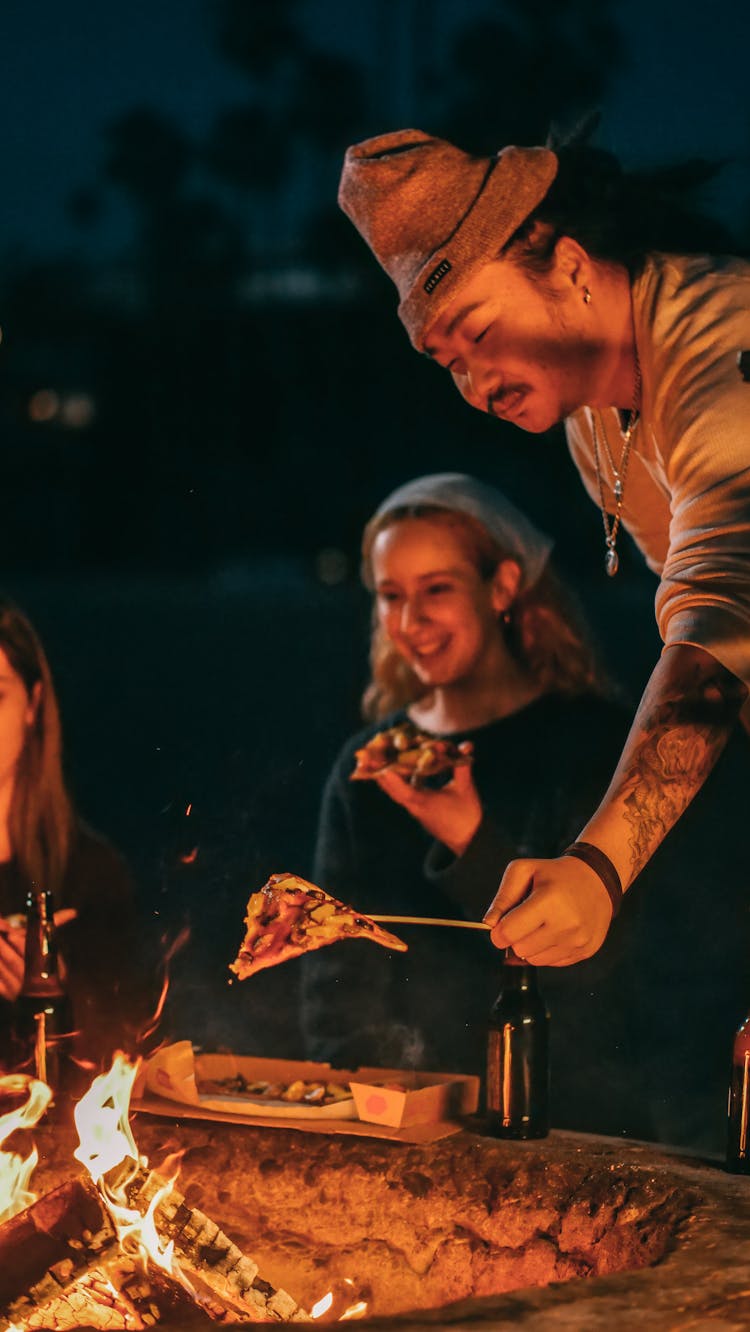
[
  {"x1": 739, "y1": 350, "x2": 750, "y2": 382},
  {"x1": 424, "y1": 259, "x2": 452, "y2": 295}
]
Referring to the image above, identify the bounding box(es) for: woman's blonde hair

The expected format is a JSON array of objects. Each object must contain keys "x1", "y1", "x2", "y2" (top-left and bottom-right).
[
  {"x1": 0, "y1": 599, "x2": 74, "y2": 897},
  {"x1": 360, "y1": 506, "x2": 612, "y2": 720}
]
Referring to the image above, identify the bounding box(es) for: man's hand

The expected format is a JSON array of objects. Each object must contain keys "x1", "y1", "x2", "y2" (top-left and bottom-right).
[
  {"x1": 374, "y1": 744, "x2": 481, "y2": 856},
  {"x1": 483, "y1": 856, "x2": 614, "y2": 965}
]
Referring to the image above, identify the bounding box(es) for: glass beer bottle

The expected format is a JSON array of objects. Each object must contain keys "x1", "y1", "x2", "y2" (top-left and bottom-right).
[
  {"x1": 727, "y1": 1011, "x2": 750, "y2": 1174},
  {"x1": 486, "y1": 950, "x2": 549, "y2": 1139},
  {"x1": 12, "y1": 888, "x2": 72, "y2": 1092}
]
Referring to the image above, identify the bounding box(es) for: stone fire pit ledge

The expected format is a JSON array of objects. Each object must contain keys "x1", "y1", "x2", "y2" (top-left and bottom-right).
[{"x1": 31, "y1": 1119, "x2": 750, "y2": 1330}]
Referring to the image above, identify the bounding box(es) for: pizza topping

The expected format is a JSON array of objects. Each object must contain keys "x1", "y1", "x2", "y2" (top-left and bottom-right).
[
  {"x1": 200, "y1": 1073, "x2": 352, "y2": 1106},
  {"x1": 230, "y1": 872, "x2": 407, "y2": 979},
  {"x1": 351, "y1": 721, "x2": 471, "y2": 788}
]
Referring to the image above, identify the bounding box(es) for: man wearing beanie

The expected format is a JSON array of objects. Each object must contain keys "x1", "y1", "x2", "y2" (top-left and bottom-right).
[{"x1": 338, "y1": 128, "x2": 750, "y2": 968}]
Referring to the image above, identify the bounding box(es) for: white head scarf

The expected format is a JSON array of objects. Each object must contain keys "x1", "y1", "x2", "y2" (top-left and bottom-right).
[{"x1": 371, "y1": 472, "x2": 553, "y2": 590}]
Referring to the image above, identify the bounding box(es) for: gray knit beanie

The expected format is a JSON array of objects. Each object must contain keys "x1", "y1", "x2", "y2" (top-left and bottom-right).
[
  {"x1": 370, "y1": 472, "x2": 553, "y2": 591},
  {"x1": 339, "y1": 129, "x2": 557, "y2": 350}
]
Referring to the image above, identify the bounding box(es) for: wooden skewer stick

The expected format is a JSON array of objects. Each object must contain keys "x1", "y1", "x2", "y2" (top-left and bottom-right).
[{"x1": 369, "y1": 914, "x2": 490, "y2": 931}]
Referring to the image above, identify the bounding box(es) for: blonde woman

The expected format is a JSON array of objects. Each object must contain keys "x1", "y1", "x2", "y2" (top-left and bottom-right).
[{"x1": 301, "y1": 474, "x2": 641, "y2": 1135}]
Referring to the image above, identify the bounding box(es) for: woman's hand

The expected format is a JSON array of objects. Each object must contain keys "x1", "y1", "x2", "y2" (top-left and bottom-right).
[
  {"x1": 374, "y1": 745, "x2": 482, "y2": 856},
  {"x1": 0, "y1": 921, "x2": 25, "y2": 1001},
  {"x1": 0, "y1": 908, "x2": 76, "y2": 1000},
  {"x1": 483, "y1": 856, "x2": 613, "y2": 965}
]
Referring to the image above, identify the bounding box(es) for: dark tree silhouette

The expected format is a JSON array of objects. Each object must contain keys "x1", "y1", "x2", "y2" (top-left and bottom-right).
[
  {"x1": 204, "y1": 105, "x2": 288, "y2": 196},
  {"x1": 432, "y1": 1, "x2": 625, "y2": 151},
  {"x1": 105, "y1": 109, "x2": 191, "y2": 205},
  {"x1": 209, "y1": 0, "x2": 303, "y2": 80}
]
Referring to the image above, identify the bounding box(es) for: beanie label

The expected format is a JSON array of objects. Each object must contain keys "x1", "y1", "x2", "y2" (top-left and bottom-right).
[{"x1": 423, "y1": 258, "x2": 452, "y2": 295}]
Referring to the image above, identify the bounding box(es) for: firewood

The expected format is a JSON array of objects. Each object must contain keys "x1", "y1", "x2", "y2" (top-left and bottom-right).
[
  {"x1": 0, "y1": 1164, "x2": 309, "y2": 1328},
  {"x1": 124, "y1": 1163, "x2": 310, "y2": 1321},
  {"x1": 0, "y1": 1177, "x2": 121, "y2": 1316}
]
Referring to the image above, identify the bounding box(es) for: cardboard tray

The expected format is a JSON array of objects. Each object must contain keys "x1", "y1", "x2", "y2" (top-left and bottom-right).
[{"x1": 133, "y1": 1042, "x2": 479, "y2": 1144}]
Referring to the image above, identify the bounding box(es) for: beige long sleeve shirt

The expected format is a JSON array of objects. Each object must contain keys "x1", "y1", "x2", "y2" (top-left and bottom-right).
[{"x1": 566, "y1": 251, "x2": 750, "y2": 696}]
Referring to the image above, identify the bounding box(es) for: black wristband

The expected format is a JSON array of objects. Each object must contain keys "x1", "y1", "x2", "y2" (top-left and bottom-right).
[{"x1": 561, "y1": 841, "x2": 623, "y2": 918}]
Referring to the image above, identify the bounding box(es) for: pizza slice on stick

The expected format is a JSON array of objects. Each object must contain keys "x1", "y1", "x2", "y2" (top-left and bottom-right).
[
  {"x1": 351, "y1": 720, "x2": 471, "y2": 789},
  {"x1": 230, "y1": 872, "x2": 408, "y2": 980}
]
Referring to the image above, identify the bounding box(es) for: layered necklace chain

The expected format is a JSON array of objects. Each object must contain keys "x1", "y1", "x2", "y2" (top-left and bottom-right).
[{"x1": 591, "y1": 352, "x2": 642, "y2": 577}]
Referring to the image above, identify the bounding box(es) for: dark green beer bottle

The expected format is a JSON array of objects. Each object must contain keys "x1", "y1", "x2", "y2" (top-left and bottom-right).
[
  {"x1": 727, "y1": 1012, "x2": 750, "y2": 1174},
  {"x1": 485, "y1": 951, "x2": 549, "y2": 1139},
  {"x1": 12, "y1": 889, "x2": 72, "y2": 1092}
]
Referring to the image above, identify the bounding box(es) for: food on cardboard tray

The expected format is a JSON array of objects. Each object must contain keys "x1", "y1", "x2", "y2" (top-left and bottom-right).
[{"x1": 199, "y1": 1073, "x2": 353, "y2": 1106}]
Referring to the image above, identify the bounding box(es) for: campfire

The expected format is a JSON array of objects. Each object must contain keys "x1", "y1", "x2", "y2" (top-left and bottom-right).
[
  {"x1": 0, "y1": 1058, "x2": 368, "y2": 1329},
  {"x1": 1, "y1": 1047, "x2": 708, "y2": 1331}
]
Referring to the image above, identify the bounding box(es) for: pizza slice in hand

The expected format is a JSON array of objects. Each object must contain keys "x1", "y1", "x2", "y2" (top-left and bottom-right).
[
  {"x1": 230, "y1": 872, "x2": 408, "y2": 979},
  {"x1": 351, "y1": 720, "x2": 472, "y2": 789}
]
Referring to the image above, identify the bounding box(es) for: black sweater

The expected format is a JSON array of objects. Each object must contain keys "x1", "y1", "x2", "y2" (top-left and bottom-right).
[
  {"x1": 0, "y1": 825, "x2": 154, "y2": 1068},
  {"x1": 300, "y1": 691, "x2": 646, "y2": 1135}
]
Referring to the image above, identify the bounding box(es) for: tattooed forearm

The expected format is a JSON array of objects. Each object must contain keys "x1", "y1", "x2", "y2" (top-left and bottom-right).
[{"x1": 619, "y1": 652, "x2": 746, "y2": 876}]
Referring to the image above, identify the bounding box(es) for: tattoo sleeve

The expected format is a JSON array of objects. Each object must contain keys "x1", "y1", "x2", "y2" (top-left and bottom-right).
[{"x1": 617, "y1": 648, "x2": 746, "y2": 878}]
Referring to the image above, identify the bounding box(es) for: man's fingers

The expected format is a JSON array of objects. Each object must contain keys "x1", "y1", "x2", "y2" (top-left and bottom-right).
[
  {"x1": 525, "y1": 945, "x2": 586, "y2": 967},
  {"x1": 483, "y1": 859, "x2": 536, "y2": 927}
]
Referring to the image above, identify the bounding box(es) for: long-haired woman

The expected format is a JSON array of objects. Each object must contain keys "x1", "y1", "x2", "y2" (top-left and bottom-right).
[
  {"x1": 0, "y1": 598, "x2": 150, "y2": 1069},
  {"x1": 301, "y1": 473, "x2": 644, "y2": 1136}
]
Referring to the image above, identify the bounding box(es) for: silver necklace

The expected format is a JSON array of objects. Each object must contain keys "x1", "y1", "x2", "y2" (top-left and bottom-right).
[{"x1": 591, "y1": 355, "x2": 642, "y2": 577}]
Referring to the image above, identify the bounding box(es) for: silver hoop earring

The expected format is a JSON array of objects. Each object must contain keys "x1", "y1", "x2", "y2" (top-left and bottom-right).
[{"x1": 583, "y1": 286, "x2": 592, "y2": 305}]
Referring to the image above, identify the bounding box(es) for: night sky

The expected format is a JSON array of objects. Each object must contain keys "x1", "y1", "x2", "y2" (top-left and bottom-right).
[
  {"x1": 1, "y1": 0, "x2": 749, "y2": 259},
  {"x1": 1, "y1": 0, "x2": 749, "y2": 1148}
]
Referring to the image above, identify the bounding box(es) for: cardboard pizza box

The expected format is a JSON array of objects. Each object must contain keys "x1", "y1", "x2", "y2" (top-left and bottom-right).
[
  {"x1": 350, "y1": 1072, "x2": 479, "y2": 1128},
  {"x1": 134, "y1": 1042, "x2": 479, "y2": 1138}
]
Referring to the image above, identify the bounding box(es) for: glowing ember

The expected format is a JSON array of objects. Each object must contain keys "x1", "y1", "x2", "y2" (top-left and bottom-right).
[
  {"x1": 311, "y1": 1291, "x2": 334, "y2": 1319},
  {"x1": 0, "y1": 1073, "x2": 52, "y2": 1223},
  {"x1": 311, "y1": 1278, "x2": 369, "y2": 1322}
]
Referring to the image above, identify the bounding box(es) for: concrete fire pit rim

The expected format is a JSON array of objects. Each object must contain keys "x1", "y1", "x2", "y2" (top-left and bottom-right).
[{"x1": 358, "y1": 1130, "x2": 750, "y2": 1331}]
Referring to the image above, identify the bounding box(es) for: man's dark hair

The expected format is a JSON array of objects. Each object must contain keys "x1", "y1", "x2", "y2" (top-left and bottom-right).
[{"x1": 505, "y1": 142, "x2": 743, "y2": 275}]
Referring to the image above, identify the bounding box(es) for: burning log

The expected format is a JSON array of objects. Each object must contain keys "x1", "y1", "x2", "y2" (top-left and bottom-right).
[
  {"x1": 0, "y1": 1176, "x2": 118, "y2": 1312},
  {"x1": 128, "y1": 1162, "x2": 309, "y2": 1321},
  {"x1": 0, "y1": 1163, "x2": 309, "y2": 1328}
]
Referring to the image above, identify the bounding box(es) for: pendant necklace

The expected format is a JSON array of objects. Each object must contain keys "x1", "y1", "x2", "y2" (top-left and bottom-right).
[{"x1": 591, "y1": 353, "x2": 642, "y2": 577}]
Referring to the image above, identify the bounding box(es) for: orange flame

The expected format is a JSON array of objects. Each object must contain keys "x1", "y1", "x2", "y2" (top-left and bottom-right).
[
  {"x1": 0, "y1": 1073, "x2": 52, "y2": 1223},
  {"x1": 138, "y1": 924, "x2": 191, "y2": 1045},
  {"x1": 73, "y1": 1053, "x2": 179, "y2": 1276}
]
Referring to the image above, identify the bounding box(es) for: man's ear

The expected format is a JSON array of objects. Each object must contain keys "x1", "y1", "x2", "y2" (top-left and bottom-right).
[
  {"x1": 553, "y1": 235, "x2": 592, "y2": 291},
  {"x1": 491, "y1": 559, "x2": 522, "y2": 614}
]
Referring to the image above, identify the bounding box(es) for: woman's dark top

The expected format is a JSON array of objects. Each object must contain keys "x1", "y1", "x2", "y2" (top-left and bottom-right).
[
  {"x1": 301, "y1": 691, "x2": 644, "y2": 1136},
  {"x1": 0, "y1": 824, "x2": 153, "y2": 1067}
]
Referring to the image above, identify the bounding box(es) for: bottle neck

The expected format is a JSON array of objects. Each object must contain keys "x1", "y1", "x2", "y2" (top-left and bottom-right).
[
  {"x1": 734, "y1": 1015, "x2": 750, "y2": 1059},
  {"x1": 21, "y1": 889, "x2": 63, "y2": 997},
  {"x1": 501, "y1": 949, "x2": 539, "y2": 993}
]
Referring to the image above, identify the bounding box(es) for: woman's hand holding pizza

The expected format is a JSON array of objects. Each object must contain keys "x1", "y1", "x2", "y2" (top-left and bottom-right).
[{"x1": 374, "y1": 742, "x2": 481, "y2": 856}]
